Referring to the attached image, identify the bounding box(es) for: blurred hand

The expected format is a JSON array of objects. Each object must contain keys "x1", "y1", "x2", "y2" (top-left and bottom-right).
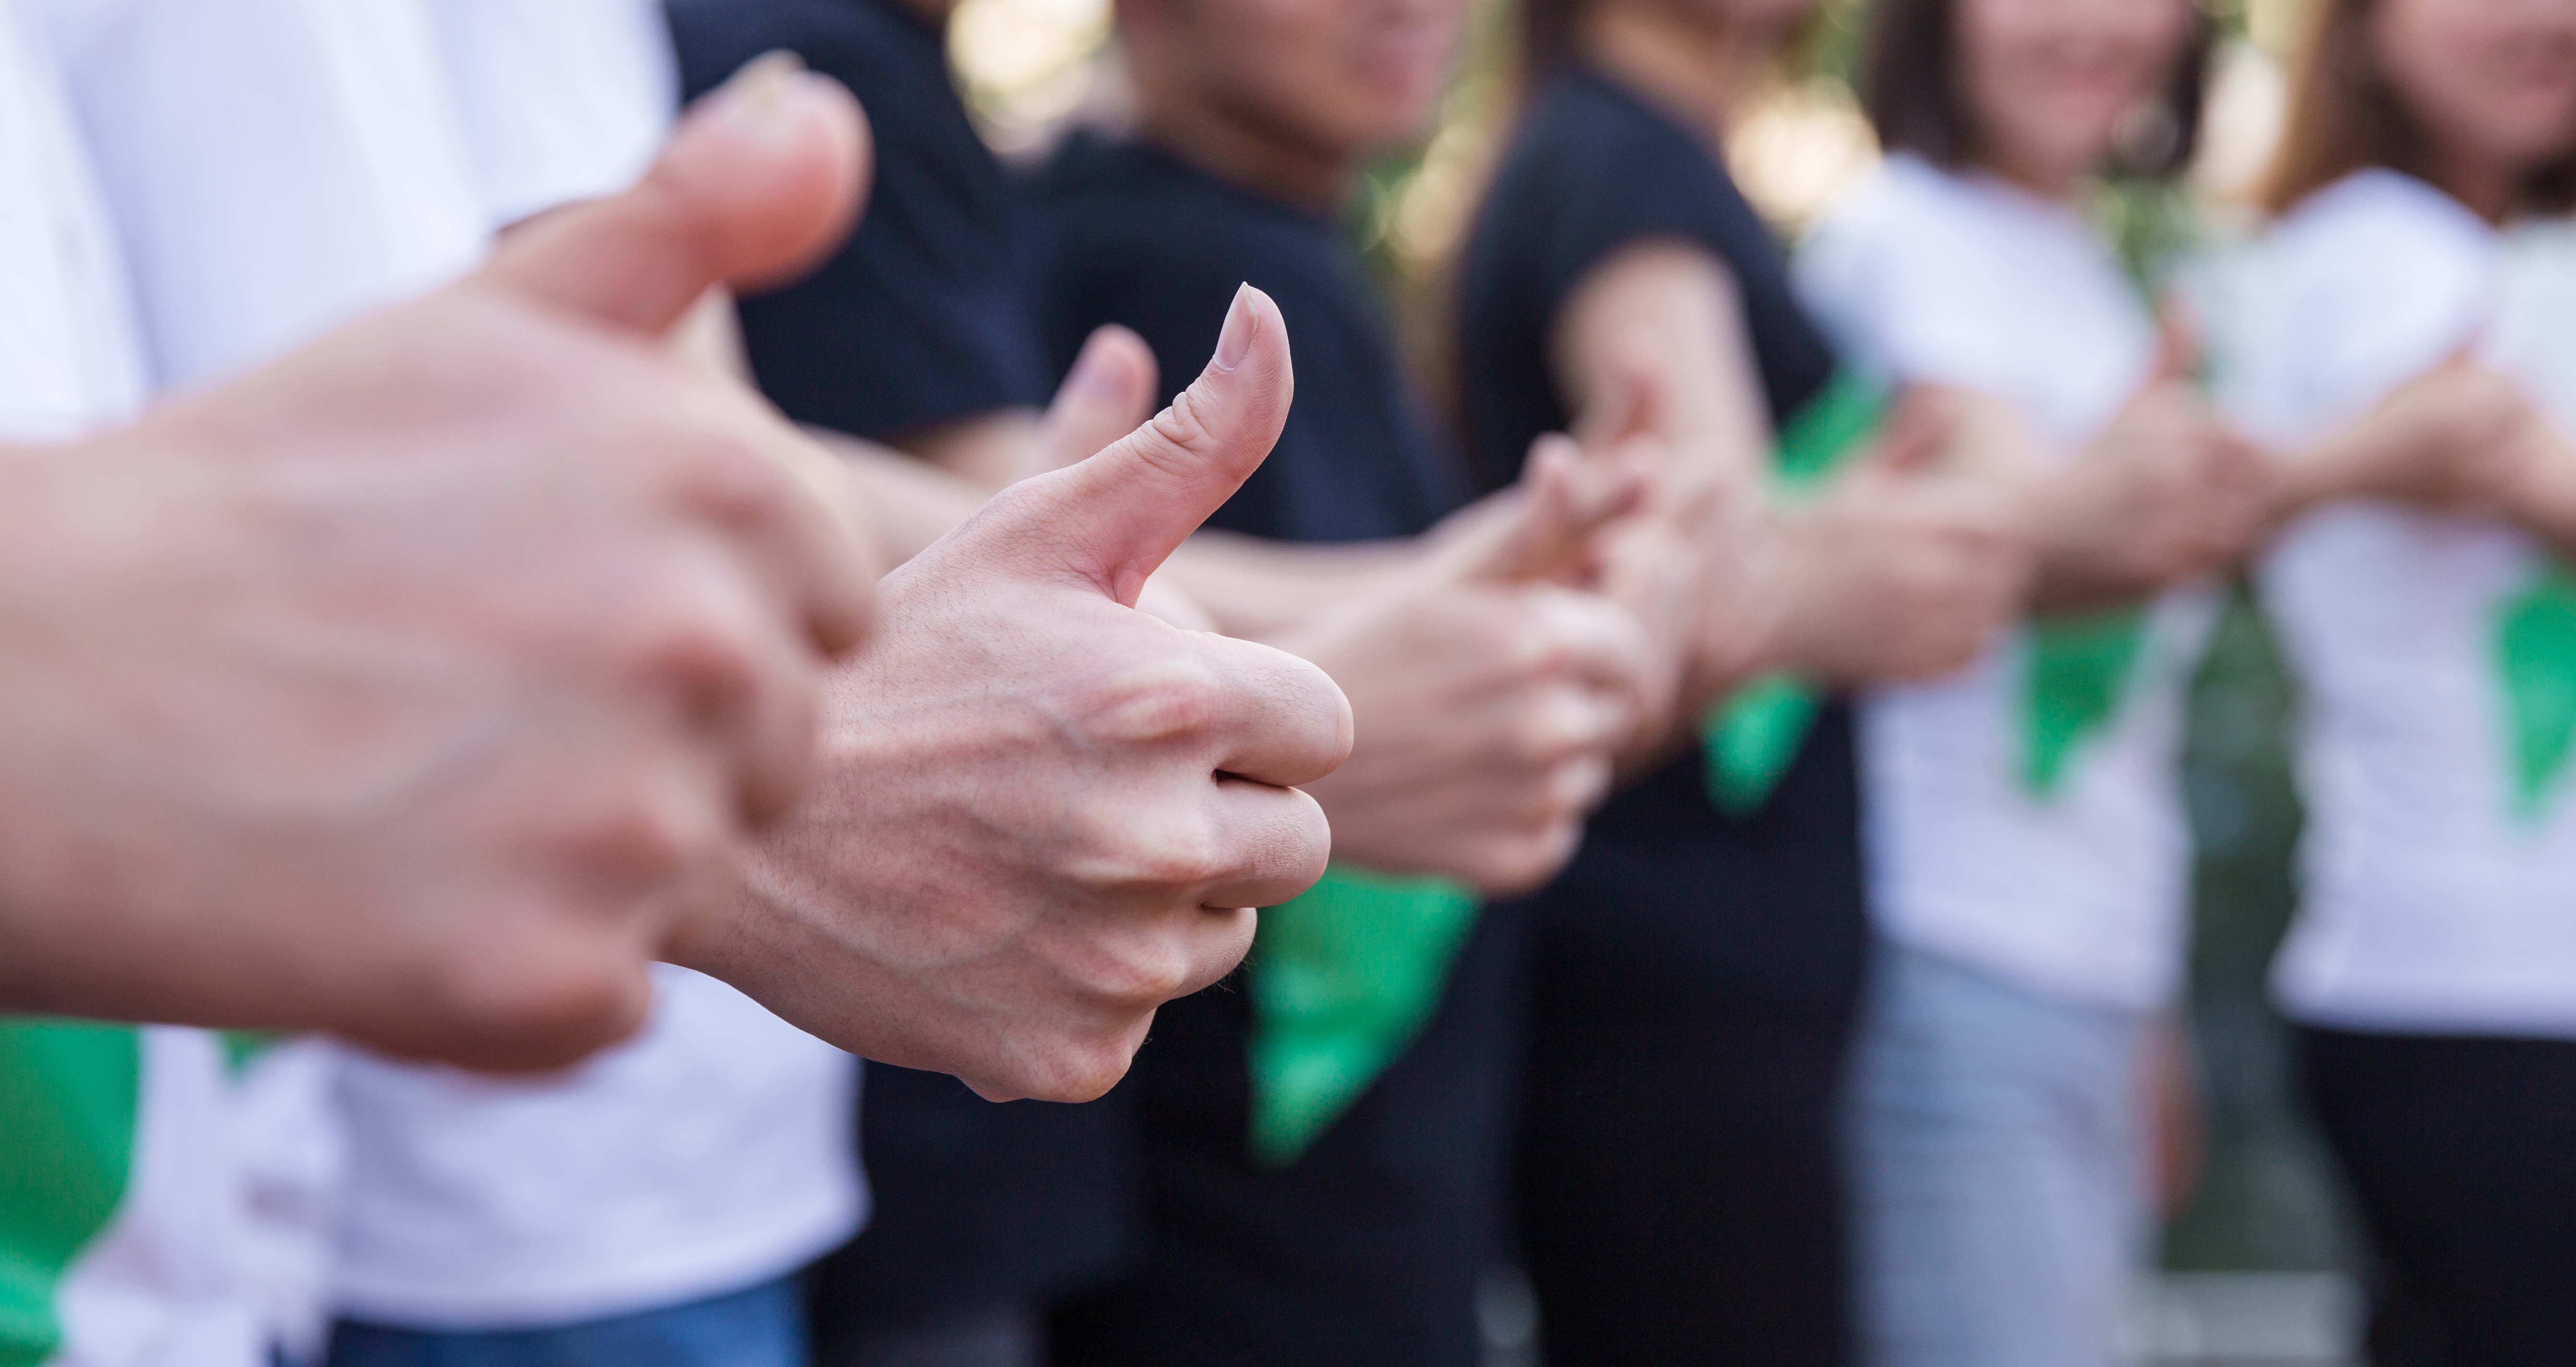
[
  {"x1": 681, "y1": 285, "x2": 1350, "y2": 1103},
  {"x1": 2025, "y1": 319, "x2": 2272, "y2": 606},
  {"x1": 1759, "y1": 393, "x2": 2032, "y2": 684},
  {"x1": 0, "y1": 55, "x2": 875, "y2": 1071},
  {"x1": 1274, "y1": 439, "x2": 1656, "y2": 897},
  {"x1": 2323, "y1": 348, "x2": 2537, "y2": 513}
]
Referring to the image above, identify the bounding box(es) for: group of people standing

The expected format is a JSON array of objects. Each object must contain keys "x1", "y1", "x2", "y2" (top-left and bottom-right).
[{"x1": 11, "y1": 0, "x2": 2576, "y2": 1365}]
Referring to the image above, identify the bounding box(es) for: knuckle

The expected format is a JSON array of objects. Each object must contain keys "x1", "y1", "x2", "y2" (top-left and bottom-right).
[
  {"x1": 429, "y1": 938, "x2": 648, "y2": 1067},
  {"x1": 676, "y1": 427, "x2": 796, "y2": 523},
  {"x1": 578, "y1": 789, "x2": 726, "y2": 885},
  {"x1": 1074, "y1": 812, "x2": 1233, "y2": 895},
  {"x1": 632, "y1": 598, "x2": 770, "y2": 713},
  {"x1": 1075, "y1": 658, "x2": 1226, "y2": 747},
  {"x1": 1136, "y1": 389, "x2": 1221, "y2": 471}
]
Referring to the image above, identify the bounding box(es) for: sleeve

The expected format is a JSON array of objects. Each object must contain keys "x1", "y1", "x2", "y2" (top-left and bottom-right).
[
  {"x1": 427, "y1": 0, "x2": 678, "y2": 229},
  {"x1": 714, "y1": 6, "x2": 1054, "y2": 440},
  {"x1": 1523, "y1": 98, "x2": 1836, "y2": 425}
]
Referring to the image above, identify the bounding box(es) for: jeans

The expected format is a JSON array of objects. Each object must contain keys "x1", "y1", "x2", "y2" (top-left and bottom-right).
[
  {"x1": 1846, "y1": 944, "x2": 2152, "y2": 1367},
  {"x1": 325, "y1": 1276, "x2": 806, "y2": 1367}
]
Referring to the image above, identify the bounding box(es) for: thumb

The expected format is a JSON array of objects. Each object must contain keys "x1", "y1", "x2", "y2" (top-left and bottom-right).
[
  {"x1": 987, "y1": 283, "x2": 1293, "y2": 604},
  {"x1": 479, "y1": 53, "x2": 870, "y2": 336},
  {"x1": 1030, "y1": 325, "x2": 1161, "y2": 477},
  {"x1": 1435, "y1": 435, "x2": 1647, "y2": 586}
]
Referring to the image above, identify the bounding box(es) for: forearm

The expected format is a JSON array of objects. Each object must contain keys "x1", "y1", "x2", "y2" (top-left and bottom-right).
[{"x1": 1165, "y1": 531, "x2": 1423, "y2": 641}]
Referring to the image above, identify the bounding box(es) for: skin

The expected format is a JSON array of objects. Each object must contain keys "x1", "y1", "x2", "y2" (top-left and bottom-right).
[
  {"x1": 1942, "y1": 0, "x2": 2275, "y2": 609},
  {"x1": 2270, "y1": 0, "x2": 2576, "y2": 550},
  {"x1": 1554, "y1": 0, "x2": 2032, "y2": 702},
  {"x1": 1107, "y1": 0, "x2": 1667, "y2": 893},
  {"x1": 683, "y1": 284, "x2": 1354, "y2": 1103},
  {"x1": 0, "y1": 60, "x2": 876, "y2": 1072},
  {"x1": 1957, "y1": 0, "x2": 2198, "y2": 201},
  {"x1": 2371, "y1": 0, "x2": 2576, "y2": 223},
  {"x1": 0, "y1": 60, "x2": 1357, "y2": 1108}
]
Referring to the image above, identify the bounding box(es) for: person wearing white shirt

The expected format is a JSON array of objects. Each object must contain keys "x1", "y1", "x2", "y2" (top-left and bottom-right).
[
  {"x1": 2203, "y1": 0, "x2": 2576, "y2": 1355},
  {"x1": 1795, "y1": 2, "x2": 2266, "y2": 1363},
  {"x1": 33, "y1": 4, "x2": 865, "y2": 1363}
]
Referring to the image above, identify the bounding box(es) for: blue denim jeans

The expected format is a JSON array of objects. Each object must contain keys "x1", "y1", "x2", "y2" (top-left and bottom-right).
[
  {"x1": 325, "y1": 1276, "x2": 806, "y2": 1367},
  {"x1": 1845, "y1": 945, "x2": 2153, "y2": 1367}
]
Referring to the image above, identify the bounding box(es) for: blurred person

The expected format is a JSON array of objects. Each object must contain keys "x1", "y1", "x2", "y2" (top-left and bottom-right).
[
  {"x1": 1450, "y1": 0, "x2": 2039, "y2": 1360},
  {"x1": 1010, "y1": 0, "x2": 1693, "y2": 1361},
  {"x1": 2203, "y1": 0, "x2": 2576, "y2": 1359},
  {"x1": 1794, "y1": 2, "x2": 2267, "y2": 1363}
]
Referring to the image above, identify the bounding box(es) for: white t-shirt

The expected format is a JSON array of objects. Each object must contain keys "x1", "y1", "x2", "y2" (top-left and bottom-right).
[
  {"x1": 332, "y1": 968, "x2": 864, "y2": 1328},
  {"x1": 37, "y1": 0, "x2": 863, "y2": 1334},
  {"x1": 1797, "y1": 155, "x2": 2214, "y2": 1011},
  {"x1": 2204, "y1": 169, "x2": 2576, "y2": 1036},
  {"x1": 0, "y1": 10, "x2": 267, "y2": 1366}
]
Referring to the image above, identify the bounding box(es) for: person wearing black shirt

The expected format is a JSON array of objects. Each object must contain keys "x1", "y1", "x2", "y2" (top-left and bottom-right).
[
  {"x1": 1454, "y1": 0, "x2": 2030, "y2": 1362},
  {"x1": 1020, "y1": 0, "x2": 1700, "y2": 1361}
]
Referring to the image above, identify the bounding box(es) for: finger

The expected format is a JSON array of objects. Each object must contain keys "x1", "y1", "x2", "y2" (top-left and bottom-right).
[
  {"x1": 638, "y1": 540, "x2": 824, "y2": 823},
  {"x1": 1437, "y1": 436, "x2": 1646, "y2": 586},
  {"x1": 480, "y1": 53, "x2": 871, "y2": 336},
  {"x1": 664, "y1": 385, "x2": 878, "y2": 658},
  {"x1": 981, "y1": 283, "x2": 1293, "y2": 605},
  {"x1": 1034, "y1": 325, "x2": 1161, "y2": 475},
  {"x1": 1521, "y1": 586, "x2": 1660, "y2": 702},
  {"x1": 1207, "y1": 635, "x2": 1355, "y2": 789},
  {"x1": 1197, "y1": 782, "x2": 1333, "y2": 910}
]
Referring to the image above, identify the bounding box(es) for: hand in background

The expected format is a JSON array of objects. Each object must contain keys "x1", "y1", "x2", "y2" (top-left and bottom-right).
[
  {"x1": 2023, "y1": 316, "x2": 2272, "y2": 610},
  {"x1": 1758, "y1": 390, "x2": 2034, "y2": 685},
  {"x1": 1275, "y1": 439, "x2": 1656, "y2": 896}
]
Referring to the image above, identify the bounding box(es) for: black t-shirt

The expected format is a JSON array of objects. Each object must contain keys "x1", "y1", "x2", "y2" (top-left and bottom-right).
[
  {"x1": 1031, "y1": 133, "x2": 1466, "y2": 540},
  {"x1": 669, "y1": 0, "x2": 1131, "y2": 1335},
  {"x1": 670, "y1": 0, "x2": 1051, "y2": 444},
  {"x1": 1457, "y1": 67, "x2": 1865, "y2": 1010},
  {"x1": 1029, "y1": 136, "x2": 1505, "y2": 1367}
]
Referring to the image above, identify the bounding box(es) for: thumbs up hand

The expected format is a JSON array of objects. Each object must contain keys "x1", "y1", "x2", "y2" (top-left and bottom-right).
[
  {"x1": 1759, "y1": 387, "x2": 2033, "y2": 684},
  {"x1": 2018, "y1": 307, "x2": 2272, "y2": 609},
  {"x1": 1264, "y1": 438, "x2": 1657, "y2": 898},
  {"x1": 685, "y1": 285, "x2": 1351, "y2": 1103},
  {"x1": 0, "y1": 55, "x2": 876, "y2": 1070}
]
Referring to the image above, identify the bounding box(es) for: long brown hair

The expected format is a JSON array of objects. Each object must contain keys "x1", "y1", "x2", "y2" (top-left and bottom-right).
[
  {"x1": 2263, "y1": 0, "x2": 2576, "y2": 215},
  {"x1": 1860, "y1": 0, "x2": 2215, "y2": 181}
]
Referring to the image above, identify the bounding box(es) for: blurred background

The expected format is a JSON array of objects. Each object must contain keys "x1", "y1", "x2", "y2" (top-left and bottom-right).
[{"x1": 949, "y1": 1, "x2": 2353, "y2": 1360}]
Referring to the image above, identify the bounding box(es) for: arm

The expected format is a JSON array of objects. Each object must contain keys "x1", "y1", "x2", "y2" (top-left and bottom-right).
[{"x1": 1547, "y1": 240, "x2": 1776, "y2": 750}]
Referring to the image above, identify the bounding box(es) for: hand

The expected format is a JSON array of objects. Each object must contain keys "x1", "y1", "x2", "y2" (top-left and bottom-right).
[
  {"x1": 0, "y1": 56, "x2": 876, "y2": 1071},
  {"x1": 2026, "y1": 324, "x2": 2271, "y2": 604},
  {"x1": 1758, "y1": 396, "x2": 2032, "y2": 684},
  {"x1": 1274, "y1": 440, "x2": 1656, "y2": 897},
  {"x1": 2314, "y1": 348, "x2": 2536, "y2": 514},
  {"x1": 679, "y1": 285, "x2": 1351, "y2": 1103}
]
